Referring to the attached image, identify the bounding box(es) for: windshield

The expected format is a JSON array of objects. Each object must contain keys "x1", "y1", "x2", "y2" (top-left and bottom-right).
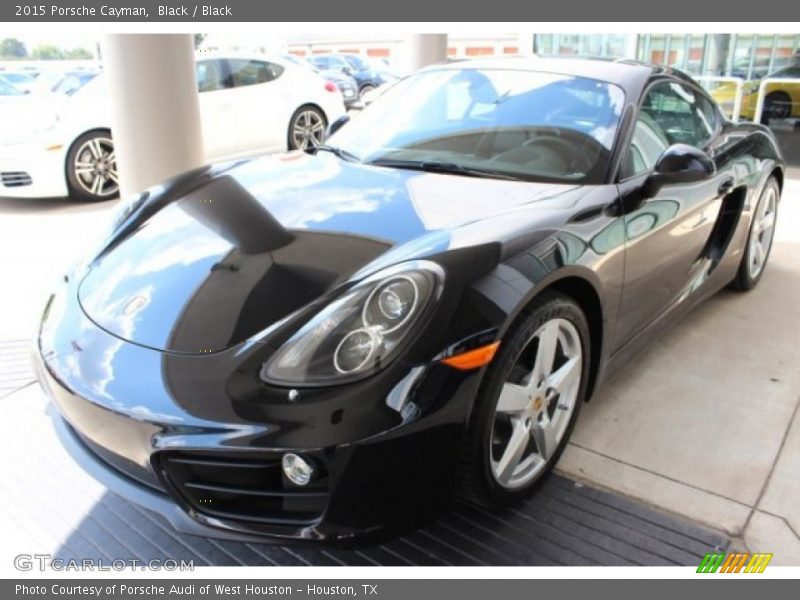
[
  {"x1": 3, "y1": 73, "x2": 32, "y2": 85},
  {"x1": 0, "y1": 79, "x2": 23, "y2": 95},
  {"x1": 52, "y1": 72, "x2": 98, "y2": 95},
  {"x1": 328, "y1": 68, "x2": 626, "y2": 184}
]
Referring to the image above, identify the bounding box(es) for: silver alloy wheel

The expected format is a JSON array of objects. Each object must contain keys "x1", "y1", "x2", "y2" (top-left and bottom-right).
[
  {"x1": 748, "y1": 185, "x2": 778, "y2": 279},
  {"x1": 490, "y1": 318, "x2": 582, "y2": 489},
  {"x1": 73, "y1": 136, "x2": 118, "y2": 198},
  {"x1": 291, "y1": 109, "x2": 326, "y2": 150}
]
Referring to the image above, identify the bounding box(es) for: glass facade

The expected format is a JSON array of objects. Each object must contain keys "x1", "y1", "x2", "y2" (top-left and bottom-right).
[
  {"x1": 534, "y1": 34, "x2": 800, "y2": 79},
  {"x1": 535, "y1": 34, "x2": 630, "y2": 59},
  {"x1": 533, "y1": 33, "x2": 800, "y2": 172}
]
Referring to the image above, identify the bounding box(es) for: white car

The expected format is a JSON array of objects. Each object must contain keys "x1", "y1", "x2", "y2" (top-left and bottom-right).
[{"x1": 0, "y1": 54, "x2": 345, "y2": 201}]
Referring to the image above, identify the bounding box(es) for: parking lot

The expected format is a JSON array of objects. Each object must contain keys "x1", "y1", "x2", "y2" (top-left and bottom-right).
[{"x1": 0, "y1": 177, "x2": 798, "y2": 564}]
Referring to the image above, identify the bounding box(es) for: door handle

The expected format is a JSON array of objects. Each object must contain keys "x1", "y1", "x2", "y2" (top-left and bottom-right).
[{"x1": 718, "y1": 178, "x2": 735, "y2": 196}]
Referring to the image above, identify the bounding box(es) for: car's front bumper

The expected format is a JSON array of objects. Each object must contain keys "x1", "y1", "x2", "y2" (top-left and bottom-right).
[
  {"x1": 49, "y1": 407, "x2": 287, "y2": 543},
  {"x1": 0, "y1": 140, "x2": 69, "y2": 198},
  {"x1": 36, "y1": 278, "x2": 481, "y2": 545}
]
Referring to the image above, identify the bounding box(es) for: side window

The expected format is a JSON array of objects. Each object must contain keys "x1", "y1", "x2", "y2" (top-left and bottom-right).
[
  {"x1": 311, "y1": 56, "x2": 329, "y2": 69},
  {"x1": 226, "y1": 59, "x2": 284, "y2": 88},
  {"x1": 330, "y1": 57, "x2": 349, "y2": 71},
  {"x1": 622, "y1": 81, "x2": 717, "y2": 178},
  {"x1": 196, "y1": 60, "x2": 225, "y2": 93}
]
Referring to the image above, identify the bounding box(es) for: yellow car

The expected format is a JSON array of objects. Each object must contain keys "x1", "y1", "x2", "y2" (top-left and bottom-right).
[{"x1": 710, "y1": 64, "x2": 800, "y2": 123}]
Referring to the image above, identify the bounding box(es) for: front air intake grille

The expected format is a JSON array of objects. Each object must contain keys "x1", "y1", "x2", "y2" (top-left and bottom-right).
[
  {"x1": 1, "y1": 171, "x2": 32, "y2": 187},
  {"x1": 156, "y1": 450, "x2": 329, "y2": 526}
]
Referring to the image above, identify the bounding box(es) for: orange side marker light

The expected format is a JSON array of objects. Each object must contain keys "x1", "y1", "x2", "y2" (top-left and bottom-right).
[{"x1": 441, "y1": 342, "x2": 501, "y2": 371}]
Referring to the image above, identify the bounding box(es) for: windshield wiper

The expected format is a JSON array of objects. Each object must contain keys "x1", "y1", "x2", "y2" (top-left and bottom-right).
[
  {"x1": 314, "y1": 144, "x2": 361, "y2": 162},
  {"x1": 366, "y1": 158, "x2": 525, "y2": 181}
]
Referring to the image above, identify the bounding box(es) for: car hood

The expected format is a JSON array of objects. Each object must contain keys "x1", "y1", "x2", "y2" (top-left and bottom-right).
[
  {"x1": 78, "y1": 152, "x2": 582, "y2": 354},
  {"x1": 0, "y1": 95, "x2": 60, "y2": 145}
]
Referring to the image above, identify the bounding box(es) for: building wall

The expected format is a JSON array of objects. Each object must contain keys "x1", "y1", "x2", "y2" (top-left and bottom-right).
[
  {"x1": 286, "y1": 33, "x2": 800, "y2": 80},
  {"x1": 535, "y1": 33, "x2": 800, "y2": 78},
  {"x1": 285, "y1": 34, "x2": 521, "y2": 60}
]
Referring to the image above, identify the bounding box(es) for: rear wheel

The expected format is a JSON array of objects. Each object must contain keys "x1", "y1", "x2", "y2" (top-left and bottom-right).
[
  {"x1": 761, "y1": 91, "x2": 792, "y2": 124},
  {"x1": 66, "y1": 130, "x2": 119, "y2": 202},
  {"x1": 460, "y1": 291, "x2": 590, "y2": 506},
  {"x1": 732, "y1": 177, "x2": 779, "y2": 291},
  {"x1": 287, "y1": 106, "x2": 327, "y2": 151}
]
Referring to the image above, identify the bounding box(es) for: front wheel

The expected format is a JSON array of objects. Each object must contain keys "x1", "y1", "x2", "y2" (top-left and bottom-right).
[
  {"x1": 460, "y1": 291, "x2": 590, "y2": 506},
  {"x1": 66, "y1": 130, "x2": 119, "y2": 202},
  {"x1": 732, "y1": 177, "x2": 780, "y2": 290},
  {"x1": 287, "y1": 106, "x2": 327, "y2": 151}
]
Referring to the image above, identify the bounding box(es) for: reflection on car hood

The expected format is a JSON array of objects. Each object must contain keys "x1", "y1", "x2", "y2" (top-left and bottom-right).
[{"x1": 78, "y1": 152, "x2": 580, "y2": 354}]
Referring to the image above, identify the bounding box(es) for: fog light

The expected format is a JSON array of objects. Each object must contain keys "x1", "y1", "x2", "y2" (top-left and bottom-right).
[{"x1": 282, "y1": 453, "x2": 315, "y2": 486}]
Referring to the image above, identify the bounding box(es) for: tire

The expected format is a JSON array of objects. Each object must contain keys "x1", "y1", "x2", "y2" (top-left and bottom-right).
[
  {"x1": 732, "y1": 177, "x2": 780, "y2": 291},
  {"x1": 760, "y1": 91, "x2": 792, "y2": 125},
  {"x1": 459, "y1": 291, "x2": 591, "y2": 506},
  {"x1": 65, "y1": 130, "x2": 119, "y2": 202},
  {"x1": 287, "y1": 106, "x2": 327, "y2": 151}
]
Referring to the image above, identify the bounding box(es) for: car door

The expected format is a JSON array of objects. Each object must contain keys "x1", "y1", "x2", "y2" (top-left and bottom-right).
[
  {"x1": 224, "y1": 58, "x2": 290, "y2": 155},
  {"x1": 196, "y1": 59, "x2": 237, "y2": 159},
  {"x1": 309, "y1": 56, "x2": 331, "y2": 71},
  {"x1": 614, "y1": 79, "x2": 729, "y2": 347}
]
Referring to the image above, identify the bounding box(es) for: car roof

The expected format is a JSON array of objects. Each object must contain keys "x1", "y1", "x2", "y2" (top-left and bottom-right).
[
  {"x1": 423, "y1": 56, "x2": 676, "y2": 96},
  {"x1": 194, "y1": 51, "x2": 293, "y2": 67}
]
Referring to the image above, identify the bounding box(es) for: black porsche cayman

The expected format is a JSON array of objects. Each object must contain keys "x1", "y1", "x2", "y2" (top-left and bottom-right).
[{"x1": 36, "y1": 57, "x2": 783, "y2": 544}]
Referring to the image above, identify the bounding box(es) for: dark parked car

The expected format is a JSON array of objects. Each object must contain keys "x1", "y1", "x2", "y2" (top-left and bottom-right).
[
  {"x1": 37, "y1": 57, "x2": 783, "y2": 545},
  {"x1": 308, "y1": 53, "x2": 391, "y2": 98}
]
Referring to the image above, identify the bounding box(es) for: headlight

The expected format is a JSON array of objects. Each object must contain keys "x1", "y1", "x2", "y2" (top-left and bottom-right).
[{"x1": 261, "y1": 261, "x2": 443, "y2": 385}]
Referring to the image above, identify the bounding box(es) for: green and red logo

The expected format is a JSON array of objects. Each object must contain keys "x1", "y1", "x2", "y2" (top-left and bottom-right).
[{"x1": 697, "y1": 552, "x2": 773, "y2": 573}]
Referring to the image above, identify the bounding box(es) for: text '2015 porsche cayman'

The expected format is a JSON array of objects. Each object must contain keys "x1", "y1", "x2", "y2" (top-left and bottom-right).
[{"x1": 36, "y1": 57, "x2": 784, "y2": 545}]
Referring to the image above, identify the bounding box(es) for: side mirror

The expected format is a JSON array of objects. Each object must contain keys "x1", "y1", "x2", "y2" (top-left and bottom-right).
[
  {"x1": 643, "y1": 144, "x2": 715, "y2": 198},
  {"x1": 326, "y1": 114, "x2": 350, "y2": 137}
]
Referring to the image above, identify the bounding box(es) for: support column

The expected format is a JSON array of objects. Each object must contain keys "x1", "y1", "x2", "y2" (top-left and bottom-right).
[
  {"x1": 517, "y1": 33, "x2": 535, "y2": 56},
  {"x1": 402, "y1": 34, "x2": 448, "y2": 73},
  {"x1": 704, "y1": 34, "x2": 732, "y2": 76},
  {"x1": 101, "y1": 34, "x2": 204, "y2": 198}
]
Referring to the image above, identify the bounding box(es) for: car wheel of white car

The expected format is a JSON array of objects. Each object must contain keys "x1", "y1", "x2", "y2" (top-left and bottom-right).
[
  {"x1": 66, "y1": 130, "x2": 119, "y2": 202},
  {"x1": 288, "y1": 106, "x2": 327, "y2": 151}
]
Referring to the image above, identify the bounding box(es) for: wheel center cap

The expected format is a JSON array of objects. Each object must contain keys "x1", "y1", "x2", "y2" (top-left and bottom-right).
[{"x1": 531, "y1": 396, "x2": 543, "y2": 412}]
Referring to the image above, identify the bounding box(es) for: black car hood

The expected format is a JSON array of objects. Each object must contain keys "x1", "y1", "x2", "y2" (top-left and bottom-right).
[{"x1": 78, "y1": 152, "x2": 580, "y2": 354}]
